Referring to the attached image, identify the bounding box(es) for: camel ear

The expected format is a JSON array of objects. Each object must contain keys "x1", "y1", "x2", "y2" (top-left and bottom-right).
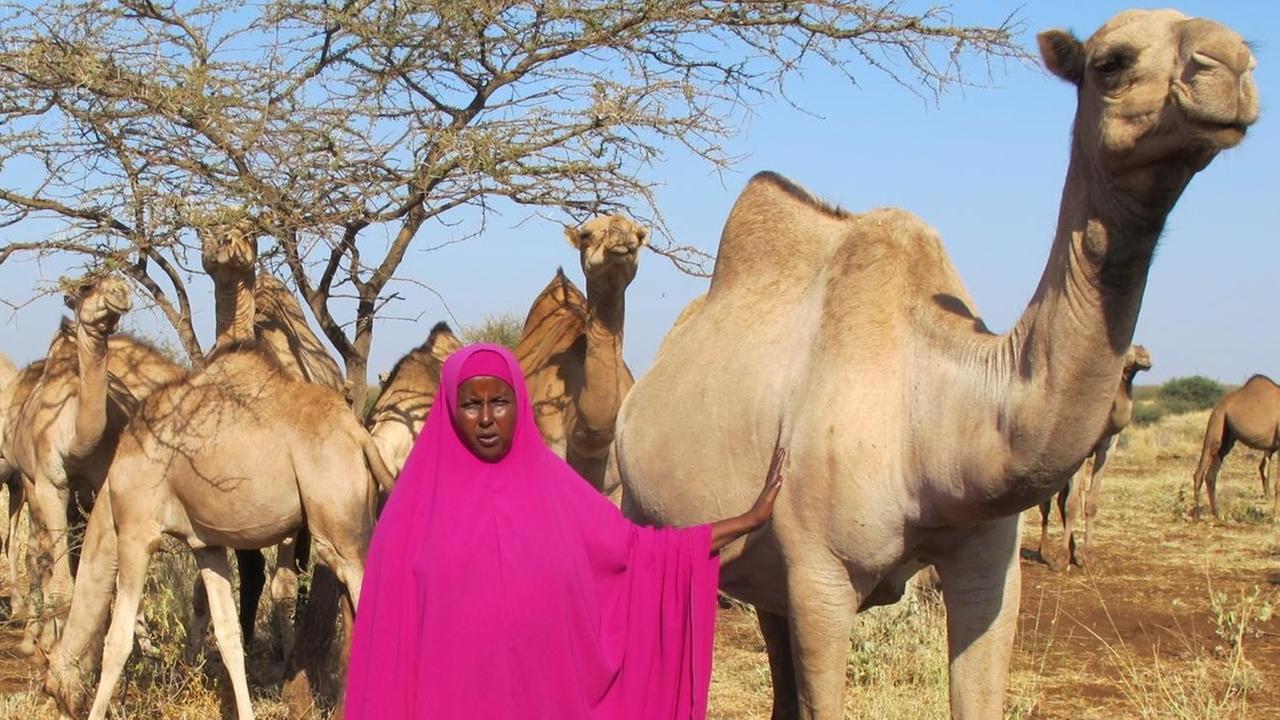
[
  {"x1": 1038, "y1": 29, "x2": 1084, "y2": 85},
  {"x1": 563, "y1": 225, "x2": 587, "y2": 249}
]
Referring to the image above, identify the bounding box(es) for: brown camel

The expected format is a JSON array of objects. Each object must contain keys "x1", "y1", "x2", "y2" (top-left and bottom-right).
[
  {"x1": 1, "y1": 276, "x2": 186, "y2": 652},
  {"x1": 516, "y1": 215, "x2": 647, "y2": 490},
  {"x1": 613, "y1": 11, "x2": 1257, "y2": 719},
  {"x1": 44, "y1": 227, "x2": 393, "y2": 719},
  {"x1": 1192, "y1": 374, "x2": 1280, "y2": 519},
  {"x1": 366, "y1": 321, "x2": 463, "y2": 477},
  {"x1": 1038, "y1": 344, "x2": 1152, "y2": 570}
]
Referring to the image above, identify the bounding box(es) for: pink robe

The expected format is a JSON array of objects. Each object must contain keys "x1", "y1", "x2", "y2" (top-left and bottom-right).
[{"x1": 345, "y1": 344, "x2": 720, "y2": 719}]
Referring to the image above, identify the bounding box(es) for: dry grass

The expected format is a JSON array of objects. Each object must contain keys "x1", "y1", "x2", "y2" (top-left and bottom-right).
[{"x1": 3, "y1": 410, "x2": 1279, "y2": 718}]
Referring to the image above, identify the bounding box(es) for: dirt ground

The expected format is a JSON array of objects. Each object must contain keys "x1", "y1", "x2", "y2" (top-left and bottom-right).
[{"x1": 2, "y1": 414, "x2": 1278, "y2": 718}]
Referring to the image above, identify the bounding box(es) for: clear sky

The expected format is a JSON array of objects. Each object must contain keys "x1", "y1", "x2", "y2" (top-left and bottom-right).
[{"x1": 1, "y1": 1, "x2": 1276, "y2": 385}]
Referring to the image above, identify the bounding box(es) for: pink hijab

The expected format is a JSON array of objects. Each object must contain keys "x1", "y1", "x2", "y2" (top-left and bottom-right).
[{"x1": 345, "y1": 344, "x2": 720, "y2": 719}]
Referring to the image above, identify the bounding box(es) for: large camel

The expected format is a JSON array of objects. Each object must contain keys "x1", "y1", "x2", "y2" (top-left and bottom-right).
[
  {"x1": 366, "y1": 321, "x2": 463, "y2": 476},
  {"x1": 613, "y1": 11, "x2": 1257, "y2": 719},
  {"x1": 1038, "y1": 344, "x2": 1152, "y2": 570},
  {"x1": 1, "y1": 276, "x2": 185, "y2": 651},
  {"x1": 516, "y1": 215, "x2": 647, "y2": 489},
  {"x1": 44, "y1": 232, "x2": 393, "y2": 719},
  {"x1": 1192, "y1": 374, "x2": 1280, "y2": 519}
]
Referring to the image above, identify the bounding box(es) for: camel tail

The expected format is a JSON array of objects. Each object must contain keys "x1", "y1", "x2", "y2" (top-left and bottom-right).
[
  {"x1": 1193, "y1": 405, "x2": 1228, "y2": 483},
  {"x1": 361, "y1": 433, "x2": 396, "y2": 498}
]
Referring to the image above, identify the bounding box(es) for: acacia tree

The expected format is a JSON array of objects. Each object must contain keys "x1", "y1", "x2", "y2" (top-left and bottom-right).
[{"x1": 0, "y1": 0, "x2": 1025, "y2": 407}]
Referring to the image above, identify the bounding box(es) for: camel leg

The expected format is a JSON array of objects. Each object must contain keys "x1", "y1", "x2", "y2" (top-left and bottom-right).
[
  {"x1": 1061, "y1": 471, "x2": 1082, "y2": 568},
  {"x1": 1035, "y1": 498, "x2": 1052, "y2": 567},
  {"x1": 236, "y1": 548, "x2": 266, "y2": 645},
  {"x1": 5, "y1": 473, "x2": 27, "y2": 619},
  {"x1": 1205, "y1": 438, "x2": 1232, "y2": 520},
  {"x1": 270, "y1": 535, "x2": 299, "y2": 665},
  {"x1": 86, "y1": 528, "x2": 157, "y2": 720},
  {"x1": 1078, "y1": 439, "x2": 1111, "y2": 569},
  {"x1": 1259, "y1": 452, "x2": 1271, "y2": 500},
  {"x1": 44, "y1": 491, "x2": 118, "y2": 718},
  {"x1": 195, "y1": 548, "x2": 255, "y2": 720},
  {"x1": 24, "y1": 477, "x2": 73, "y2": 655},
  {"x1": 785, "y1": 561, "x2": 857, "y2": 719},
  {"x1": 934, "y1": 516, "x2": 1021, "y2": 720},
  {"x1": 758, "y1": 609, "x2": 799, "y2": 720}
]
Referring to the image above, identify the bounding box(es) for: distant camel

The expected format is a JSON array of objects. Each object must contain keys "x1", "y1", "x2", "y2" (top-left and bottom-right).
[
  {"x1": 1038, "y1": 345, "x2": 1151, "y2": 569},
  {"x1": 366, "y1": 322, "x2": 463, "y2": 477},
  {"x1": 43, "y1": 222, "x2": 392, "y2": 719},
  {"x1": 1, "y1": 277, "x2": 185, "y2": 653},
  {"x1": 1192, "y1": 374, "x2": 1280, "y2": 519},
  {"x1": 516, "y1": 215, "x2": 647, "y2": 490}
]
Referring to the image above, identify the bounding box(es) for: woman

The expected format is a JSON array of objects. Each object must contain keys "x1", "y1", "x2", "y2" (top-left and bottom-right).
[{"x1": 345, "y1": 343, "x2": 784, "y2": 719}]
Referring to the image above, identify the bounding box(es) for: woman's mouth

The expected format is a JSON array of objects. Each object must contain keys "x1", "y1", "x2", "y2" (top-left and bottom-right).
[{"x1": 476, "y1": 434, "x2": 500, "y2": 447}]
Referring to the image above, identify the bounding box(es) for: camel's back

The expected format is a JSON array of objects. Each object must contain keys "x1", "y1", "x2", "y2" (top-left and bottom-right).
[
  {"x1": 619, "y1": 172, "x2": 975, "y2": 526},
  {"x1": 1222, "y1": 375, "x2": 1280, "y2": 438},
  {"x1": 255, "y1": 276, "x2": 346, "y2": 391}
]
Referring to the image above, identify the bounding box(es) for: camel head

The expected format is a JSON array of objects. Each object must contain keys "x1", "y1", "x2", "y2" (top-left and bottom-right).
[
  {"x1": 1040, "y1": 10, "x2": 1258, "y2": 179},
  {"x1": 425, "y1": 321, "x2": 463, "y2": 362},
  {"x1": 200, "y1": 217, "x2": 260, "y2": 281},
  {"x1": 1125, "y1": 344, "x2": 1153, "y2": 376},
  {"x1": 564, "y1": 215, "x2": 649, "y2": 293},
  {"x1": 65, "y1": 275, "x2": 132, "y2": 338}
]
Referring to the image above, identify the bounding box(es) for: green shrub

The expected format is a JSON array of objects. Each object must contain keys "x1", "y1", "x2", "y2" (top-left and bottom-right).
[
  {"x1": 1158, "y1": 376, "x2": 1226, "y2": 415},
  {"x1": 462, "y1": 312, "x2": 524, "y2": 349},
  {"x1": 1131, "y1": 402, "x2": 1166, "y2": 427}
]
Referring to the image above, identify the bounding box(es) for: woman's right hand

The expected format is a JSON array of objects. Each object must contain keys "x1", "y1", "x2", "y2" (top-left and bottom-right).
[{"x1": 743, "y1": 447, "x2": 786, "y2": 530}]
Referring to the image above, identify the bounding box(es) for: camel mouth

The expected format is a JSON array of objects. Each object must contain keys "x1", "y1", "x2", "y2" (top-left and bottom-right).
[
  {"x1": 1193, "y1": 118, "x2": 1250, "y2": 147},
  {"x1": 607, "y1": 245, "x2": 638, "y2": 257}
]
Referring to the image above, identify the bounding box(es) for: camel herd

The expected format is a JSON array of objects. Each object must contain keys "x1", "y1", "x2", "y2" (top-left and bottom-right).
[{"x1": 0, "y1": 8, "x2": 1263, "y2": 720}]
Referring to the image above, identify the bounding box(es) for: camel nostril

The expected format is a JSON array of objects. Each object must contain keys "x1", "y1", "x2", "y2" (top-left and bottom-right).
[{"x1": 1190, "y1": 50, "x2": 1227, "y2": 70}]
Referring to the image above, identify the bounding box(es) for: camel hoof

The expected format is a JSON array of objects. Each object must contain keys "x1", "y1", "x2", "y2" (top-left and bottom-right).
[
  {"x1": 43, "y1": 666, "x2": 86, "y2": 720},
  {"x1": 1041, "y1": 551, "x2": 1065, "y2": 572}
]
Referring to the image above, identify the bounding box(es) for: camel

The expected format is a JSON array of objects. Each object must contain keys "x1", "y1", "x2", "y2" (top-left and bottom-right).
[
  {"x1": 1192, "y1": 374, "x2": 1280, "y2": 519},
  {"x1": 44, "y1": 227, "x2": 393, "y2": 719},
  {"x1": 1038, "y1": 344, "x2": 1152, "y2": 570},
  {"x1": 366, "y1": 321, "x2": 463, "y2": 477},
  {"x1": 0, "y1": 350, "x2": 28, "y2": 615},
  {"x1": 189, "y1": 220, "x2": 356, "y2": 677},
  {"x1": 516, "y1": 215, "x2": 648, "y2": 490},
  {"x1": 613, "y1": 11, "x2": 1257, "y2": 719},
  {"x1": 1, "y1": 276, "x2": 186, "y2": 652}
]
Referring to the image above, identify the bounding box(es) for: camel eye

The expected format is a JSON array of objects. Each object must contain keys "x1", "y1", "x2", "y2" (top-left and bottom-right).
[{"x1": 1093, "y1": 49, "x2": 1133, "y2": 76}]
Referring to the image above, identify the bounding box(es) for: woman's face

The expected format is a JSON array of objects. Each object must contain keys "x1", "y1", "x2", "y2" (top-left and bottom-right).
[{"x1": 454, "y1": 375, "x2": 517, "y2": 461}]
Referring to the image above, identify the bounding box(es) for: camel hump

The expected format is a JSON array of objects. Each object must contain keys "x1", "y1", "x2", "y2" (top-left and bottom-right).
[{"x1": 1246, "y1": 373, "x2": 1277, "y2": 386}]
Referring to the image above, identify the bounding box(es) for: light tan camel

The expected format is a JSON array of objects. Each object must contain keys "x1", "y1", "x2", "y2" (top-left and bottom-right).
[
  {"x1": 1, "y1": 277, "x2": 185, "y2": 652},
  {"x1": 0, "y1": 350, "x2": 28, "y2": 616},
  {"x1": 613, "y1": 11, "x2": 1257, "y2": 719},
  {"x1": 44, "y1": 228, "x2": 394, "y2": 719},
  {"x1": 516, "y1": 215, "x2": 647, "y2": 490},
  {"x1": 366, "y1": 321, "x2": 462, "y2": 477},
  {"x1": 1192, "y1": 374, "x2": 1280, "y2": 519},
  {"x1": 1038, "y1": 345, "x2": 1152, "y2": 570}
]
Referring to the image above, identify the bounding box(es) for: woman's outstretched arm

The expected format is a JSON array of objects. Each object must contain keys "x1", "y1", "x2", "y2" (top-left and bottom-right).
[{"x1": 708, "y1": 447, "x2": 785, "y2": 552}]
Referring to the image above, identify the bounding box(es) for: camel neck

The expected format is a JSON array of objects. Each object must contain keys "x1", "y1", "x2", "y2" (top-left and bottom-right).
[
  {"x1": 70, "y1": 320, "x2": 112, "y2": 460},
  {"x1": 576, "y1": 279, "x2": 627, "y2": 457},
  {"x1": 214, "y1": 273, "x2": 257, "y2": 347},
  {"x1": 988, "y1": 148, "x2": 1192, "y2": 511}
]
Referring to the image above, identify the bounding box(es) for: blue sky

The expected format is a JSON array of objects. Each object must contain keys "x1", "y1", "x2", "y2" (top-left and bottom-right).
[{"x1": 1, "y1": 1, "x2": 1276, "y2": 385}]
